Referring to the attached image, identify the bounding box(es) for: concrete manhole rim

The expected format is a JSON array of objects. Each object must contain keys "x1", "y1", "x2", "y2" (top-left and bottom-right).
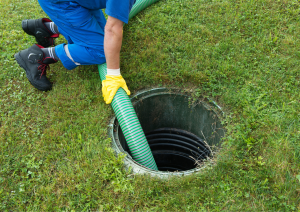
[{"x1": 108, "y1": 87, "x2": 225, "y2": 178}]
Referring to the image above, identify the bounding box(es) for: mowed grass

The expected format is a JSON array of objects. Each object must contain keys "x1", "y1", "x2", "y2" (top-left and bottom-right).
[{"x1": 0, "y1": 0, "x2": 300, "y2": 210}]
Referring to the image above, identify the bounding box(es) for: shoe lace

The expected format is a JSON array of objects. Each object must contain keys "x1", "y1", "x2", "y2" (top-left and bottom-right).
[{"x1": 37, "y1": 60, "x2": 49, "y2": 79}]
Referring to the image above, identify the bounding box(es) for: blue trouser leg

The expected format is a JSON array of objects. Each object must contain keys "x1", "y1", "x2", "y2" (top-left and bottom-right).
[{"x1": 38, "y1": 0, "x2": 107, "y2": 70}]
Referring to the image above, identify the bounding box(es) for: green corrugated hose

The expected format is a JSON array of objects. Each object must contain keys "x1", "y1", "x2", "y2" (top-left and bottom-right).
[{"x1": 98, "y1": 0, "x2": 160, "y2": 170}]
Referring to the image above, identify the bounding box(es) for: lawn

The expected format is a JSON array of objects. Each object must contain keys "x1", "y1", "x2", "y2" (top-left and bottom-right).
[{"x1": 0, "y1": 0, "x2": 299, "y2": 210}]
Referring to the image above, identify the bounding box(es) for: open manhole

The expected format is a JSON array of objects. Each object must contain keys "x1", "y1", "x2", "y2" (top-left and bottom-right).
[{"x1": 109, "y1": 88, "x2": 225, "y2": 178}]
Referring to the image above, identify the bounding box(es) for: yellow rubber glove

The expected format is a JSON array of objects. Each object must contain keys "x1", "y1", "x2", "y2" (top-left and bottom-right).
[{"x1": 102, "y1": 75, "x2": 131, "y2": 104}]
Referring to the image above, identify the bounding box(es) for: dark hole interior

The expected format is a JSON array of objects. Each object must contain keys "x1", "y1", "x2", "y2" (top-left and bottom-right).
[
  {"x1": 146, "y1": 128, "x2": 211, "y2": 171},
  {"x1": 116, "y1": 90, "x2": 224, "y2": 172}
]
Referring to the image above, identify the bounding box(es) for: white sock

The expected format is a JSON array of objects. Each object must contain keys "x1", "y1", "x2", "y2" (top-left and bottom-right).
[{"x1": 107, "y1": 68, "x2": 121, "y2": 76}]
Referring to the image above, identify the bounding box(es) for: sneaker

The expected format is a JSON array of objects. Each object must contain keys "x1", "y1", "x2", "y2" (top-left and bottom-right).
[
  {"x1": 22, "y1": 18, "x2": 59, "y2": 47},
  {"x1": 14, "y1": 44, "x2": 57, "y2": 91}
]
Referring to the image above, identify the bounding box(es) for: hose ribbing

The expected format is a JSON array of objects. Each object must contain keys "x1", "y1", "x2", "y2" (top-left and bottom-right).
[{"x1": 98, "y1": 0, "x2": 159, "y2": 170}]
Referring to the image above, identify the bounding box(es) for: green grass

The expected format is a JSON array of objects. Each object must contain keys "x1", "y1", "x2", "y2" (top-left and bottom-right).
[{"x1": 1, "y1": 0, "x2": 300, "y2": 210}]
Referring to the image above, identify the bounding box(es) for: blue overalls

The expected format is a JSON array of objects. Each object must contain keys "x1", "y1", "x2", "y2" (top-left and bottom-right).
[{"x1": 38, "y1": 0, "x2": 136, "y2": 70}]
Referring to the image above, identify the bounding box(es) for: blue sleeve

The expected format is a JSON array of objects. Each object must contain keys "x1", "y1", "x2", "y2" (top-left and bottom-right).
[{"x1": 105, "y1": 0, "x2": 136, "y2": 24}]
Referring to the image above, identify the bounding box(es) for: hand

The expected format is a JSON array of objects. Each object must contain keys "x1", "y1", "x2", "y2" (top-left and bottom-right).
[{"x1": 102, "y1": 75, "x2": 131, "y2": 104}]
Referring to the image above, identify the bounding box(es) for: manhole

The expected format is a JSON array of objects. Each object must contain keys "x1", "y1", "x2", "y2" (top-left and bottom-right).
[{"x1": 109, "y1": 88, "x2": 225, "y2": 178}]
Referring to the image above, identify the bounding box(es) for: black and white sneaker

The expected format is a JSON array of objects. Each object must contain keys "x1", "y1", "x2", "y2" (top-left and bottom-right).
[
  {"x1": 22, "y1": 18, "x2": 59, "y2": 47},
  {"x1": 14, "y1": 44, "x2": 57, "y2": 91}
]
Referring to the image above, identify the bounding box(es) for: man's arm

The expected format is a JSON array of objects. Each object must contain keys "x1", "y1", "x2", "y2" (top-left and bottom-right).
[
  {"x1": 101, "y1": 15, "x2": 130, "y2": 104},
  {"x1": 104, "y1": 16, "x2": 123, "y2": 69}
]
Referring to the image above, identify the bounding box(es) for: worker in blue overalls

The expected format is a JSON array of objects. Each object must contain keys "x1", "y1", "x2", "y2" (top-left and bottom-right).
[{"x1": 15, "y1": 0, "x2": 135, "y2": 104}]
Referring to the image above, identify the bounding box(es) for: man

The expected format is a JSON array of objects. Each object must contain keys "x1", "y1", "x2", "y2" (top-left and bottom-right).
[{"x1": 15, "y1": 0, "x2": 135, "y2": 104}]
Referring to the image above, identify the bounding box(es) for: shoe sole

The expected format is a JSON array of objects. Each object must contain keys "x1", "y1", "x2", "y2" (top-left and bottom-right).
[{"x1": 14, "y1": 52, "x2": 51, "y2": 91}]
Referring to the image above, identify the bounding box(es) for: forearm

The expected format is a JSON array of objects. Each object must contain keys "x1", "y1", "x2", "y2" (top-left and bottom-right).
[
  {"x1": 102, "y1": 16, "x2": 130, "y2": 104},
  {"x1": 104, "y1": 16, "x2": 123, "y2": 69}
]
